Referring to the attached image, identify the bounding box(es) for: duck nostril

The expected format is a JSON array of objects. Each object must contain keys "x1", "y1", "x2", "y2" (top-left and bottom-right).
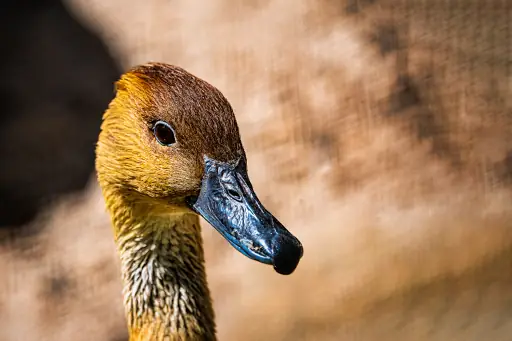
[{"x1": 226, "y1": 188, "x2": 242, "y2": 202}]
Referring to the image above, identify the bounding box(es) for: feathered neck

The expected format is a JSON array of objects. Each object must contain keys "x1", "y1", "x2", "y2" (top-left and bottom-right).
[{"x1": 106, "y1": 191, "x2": 216, "y2": 341}]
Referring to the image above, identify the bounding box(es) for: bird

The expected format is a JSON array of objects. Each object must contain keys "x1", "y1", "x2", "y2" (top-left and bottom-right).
[{"x1": 95, "y1": 62, "x2": 303, "y2": 341}]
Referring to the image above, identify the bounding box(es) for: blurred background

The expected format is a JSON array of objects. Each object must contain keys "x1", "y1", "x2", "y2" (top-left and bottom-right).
[{"x1": 1, "y1": 0, "x2": 512, "y2": 340}]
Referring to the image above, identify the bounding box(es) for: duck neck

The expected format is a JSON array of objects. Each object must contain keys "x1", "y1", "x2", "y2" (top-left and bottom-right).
[{"x1": 109, "y1": 195, "x2": 216, "y2": 341}]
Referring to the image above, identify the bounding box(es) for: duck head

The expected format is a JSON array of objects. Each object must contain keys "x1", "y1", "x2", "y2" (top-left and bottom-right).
[{"x1": 96, "y1": 63, "x2": 303, "y2": 275}]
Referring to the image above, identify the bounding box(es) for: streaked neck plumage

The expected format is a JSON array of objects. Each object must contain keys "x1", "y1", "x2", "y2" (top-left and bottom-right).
[{"x1": 107, "y1": 191, "x2": 216, "y2": 341}]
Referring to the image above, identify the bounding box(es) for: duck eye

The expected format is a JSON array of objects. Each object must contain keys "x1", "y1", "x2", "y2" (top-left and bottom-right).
[{"x1": 153, "y1": 120, "x2": 176, "y2": 146}]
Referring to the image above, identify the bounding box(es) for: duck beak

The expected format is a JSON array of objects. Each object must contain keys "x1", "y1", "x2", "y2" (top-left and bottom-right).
[{"x1": 186, "y1": 156, "x2": 303, "y2": 275}]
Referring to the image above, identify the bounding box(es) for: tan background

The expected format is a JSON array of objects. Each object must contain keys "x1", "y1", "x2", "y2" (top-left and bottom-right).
[{"x1": 1, "y1": 1, "x2": 512, "y2": 340}]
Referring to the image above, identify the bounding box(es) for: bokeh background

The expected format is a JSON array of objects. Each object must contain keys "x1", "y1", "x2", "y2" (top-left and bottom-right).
[{"x1": 1, "y1": 1, "x2": 512, "y2": 340}]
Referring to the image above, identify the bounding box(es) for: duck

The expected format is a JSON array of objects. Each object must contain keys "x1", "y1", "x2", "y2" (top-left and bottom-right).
[{"x1": 95, "y1": 62, "x2": 303, "y2": 341}]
